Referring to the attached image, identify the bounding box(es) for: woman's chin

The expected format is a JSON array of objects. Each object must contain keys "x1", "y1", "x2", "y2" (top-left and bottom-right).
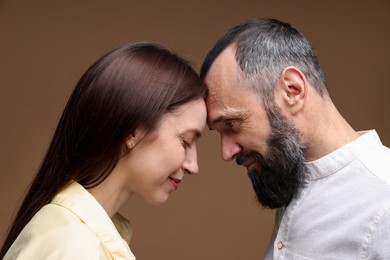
[{"x1": 145, "y1": 195, "x2": 169, "y2": 206}]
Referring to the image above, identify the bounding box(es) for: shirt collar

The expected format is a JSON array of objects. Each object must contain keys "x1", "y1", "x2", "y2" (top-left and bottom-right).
[
  {"x1": 51, "y1": 182, "x2": 135, "y2": 259},
  {"x1": 304, "y1": 130, "x2": 382, "y2": 180}
]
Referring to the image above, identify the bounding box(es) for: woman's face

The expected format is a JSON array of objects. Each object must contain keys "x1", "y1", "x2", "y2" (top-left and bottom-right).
[{"x1": 121, "y1": 99, "x2": 207, "y2": 205}]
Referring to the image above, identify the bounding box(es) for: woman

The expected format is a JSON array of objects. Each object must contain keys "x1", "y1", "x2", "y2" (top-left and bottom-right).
[{"x1": 1, "y1": 42, "x2": 207, "y2": 259}]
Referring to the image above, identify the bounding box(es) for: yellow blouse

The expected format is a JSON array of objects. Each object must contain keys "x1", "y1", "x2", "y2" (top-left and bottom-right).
[{"x1": 4, "y1": 182, "x2": 135, "y2": 259}]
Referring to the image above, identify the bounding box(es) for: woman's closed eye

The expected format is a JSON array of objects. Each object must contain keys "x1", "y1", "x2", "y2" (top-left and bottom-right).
[
  {"x1": 178, "y1": 133, "x2": 193, "y2": 149},
  {"x1": 181, "y1": 139, "x2": 192, "y2": 148}
]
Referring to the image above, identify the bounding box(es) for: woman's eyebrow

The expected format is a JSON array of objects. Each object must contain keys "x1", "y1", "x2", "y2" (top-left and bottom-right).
[{"x1": 183, "y1": 128, "x2": 202, "y2": 139}]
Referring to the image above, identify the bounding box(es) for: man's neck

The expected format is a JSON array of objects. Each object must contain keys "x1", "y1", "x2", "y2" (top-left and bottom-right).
[{"x1": 303, "y1": 98, "x2": 360, "y2": 162}]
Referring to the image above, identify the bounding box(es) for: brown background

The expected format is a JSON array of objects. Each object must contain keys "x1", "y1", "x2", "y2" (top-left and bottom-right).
[{"x1": 1, "y1": 1, "x2": 389, "y2": 259}]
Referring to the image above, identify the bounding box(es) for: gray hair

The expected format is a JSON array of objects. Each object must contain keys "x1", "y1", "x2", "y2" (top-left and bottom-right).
[{"x1": 200, "y1": 18, "x2": 327, "y2": 104}]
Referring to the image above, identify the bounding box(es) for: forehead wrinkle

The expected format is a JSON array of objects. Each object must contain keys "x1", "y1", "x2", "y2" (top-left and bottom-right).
[
  {"x1": 207, "y1": 105, "x2": 249, "y2": 127},
  {"x1": 220, "y1": 107, "x2": 243, "y2": 117}
]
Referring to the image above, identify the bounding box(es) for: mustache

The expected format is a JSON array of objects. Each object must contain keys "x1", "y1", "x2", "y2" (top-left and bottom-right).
[{"x1": 236, "y1": 151, "x2": 262, "y2": 166}]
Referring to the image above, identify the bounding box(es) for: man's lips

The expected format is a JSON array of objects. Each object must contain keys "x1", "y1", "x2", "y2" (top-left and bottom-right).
[
  {"x1": 242, "y1": 159, "x2": 256, "y2": 169},
  {"x1": 169, "y1": 176, "x2": 181, "y2": 190}
]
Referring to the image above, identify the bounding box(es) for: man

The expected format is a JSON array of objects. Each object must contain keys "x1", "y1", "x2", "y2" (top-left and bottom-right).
[{"x1": 200, "y1": 18, "x2": 390, "y2": 259}]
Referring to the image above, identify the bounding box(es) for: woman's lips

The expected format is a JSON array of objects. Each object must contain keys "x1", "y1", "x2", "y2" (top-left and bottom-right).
[{"x1": 169, "y1": 176, "x2": 181, "y2": 190}]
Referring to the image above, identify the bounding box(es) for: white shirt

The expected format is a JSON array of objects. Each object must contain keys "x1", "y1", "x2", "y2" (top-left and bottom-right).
[
  {"x1": 4, "y1": 182, "x2": 136, "y2": 260},
  {"x1": 265, "y1": 130, "x2": 390, "y2": 259}
]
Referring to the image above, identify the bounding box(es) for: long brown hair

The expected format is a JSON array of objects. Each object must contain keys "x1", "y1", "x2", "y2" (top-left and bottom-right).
[{"x1": 1, "y1": 42, "x2": 207, "y2": 257}]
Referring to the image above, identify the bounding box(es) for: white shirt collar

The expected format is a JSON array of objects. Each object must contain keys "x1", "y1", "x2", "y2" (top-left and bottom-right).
[{"x1": 305, "y1": 130, "x2": 383, "y2": 180}]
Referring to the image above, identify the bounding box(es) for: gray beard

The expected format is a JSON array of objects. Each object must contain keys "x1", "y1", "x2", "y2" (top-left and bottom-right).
[{"x1": 236, "y1": 104, "x2": 306, "y2": 209}]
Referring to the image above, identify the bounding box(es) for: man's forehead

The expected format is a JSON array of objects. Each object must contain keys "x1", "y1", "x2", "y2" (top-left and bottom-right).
[
  {"x1": 205, "y1": 84, "x2": 238, "y2": 112},
  {"x1": 206, "y1": 92, "x2": 246, "y2": 125},
  {"x1": 204, "y1": 46, "x2": 239, "y2": 89}
]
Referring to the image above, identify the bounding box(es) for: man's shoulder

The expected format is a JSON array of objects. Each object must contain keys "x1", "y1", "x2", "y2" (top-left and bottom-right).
[{"x1": 359, "y1": 144, "x2": 390, "y2": 185}]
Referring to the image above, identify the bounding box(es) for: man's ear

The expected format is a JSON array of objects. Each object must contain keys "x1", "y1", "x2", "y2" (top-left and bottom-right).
[{"x1": 276, "y1": 66, "x2": 307, "y2": 115}]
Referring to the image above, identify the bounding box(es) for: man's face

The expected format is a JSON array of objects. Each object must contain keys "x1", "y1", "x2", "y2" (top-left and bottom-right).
[{"x1": 205, "y1": 46, "x2": 306, "y2": 208}]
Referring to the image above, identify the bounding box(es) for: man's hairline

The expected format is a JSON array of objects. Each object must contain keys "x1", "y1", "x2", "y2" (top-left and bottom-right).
[{"x1": 202, "y1": 43, "x2": 269, "y2": 112}]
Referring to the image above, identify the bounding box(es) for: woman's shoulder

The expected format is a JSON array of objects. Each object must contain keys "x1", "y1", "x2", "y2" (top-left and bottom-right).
[
  {"x1": 25, "y1": 203, "x2": 96, "y2": 237},
  {"x1": 4, "y1": 204, "x2": 109, "y2": 259}
]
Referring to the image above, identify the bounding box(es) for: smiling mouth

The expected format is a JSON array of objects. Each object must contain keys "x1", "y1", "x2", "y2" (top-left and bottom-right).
[{"x1": 169, "y1": 177, "x2": 181, "y2": 190}]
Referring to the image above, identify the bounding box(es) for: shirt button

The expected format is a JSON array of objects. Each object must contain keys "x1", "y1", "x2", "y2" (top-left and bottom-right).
[{"x1": 277, "y1": 241, "x2": 284, "y2": 250}]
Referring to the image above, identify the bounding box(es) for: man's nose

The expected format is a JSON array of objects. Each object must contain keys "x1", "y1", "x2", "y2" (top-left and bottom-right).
[{"x1": 221, "y1": 135, "x2": 241, "y2": 161}]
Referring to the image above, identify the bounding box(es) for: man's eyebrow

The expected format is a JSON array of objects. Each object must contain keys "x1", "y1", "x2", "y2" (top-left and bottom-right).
[
  {"x1": 209, "y1": 111, "x2": 242, "y2": 126},
  {"x1": 210, "y1": 115, "x2": 227, "y2": 125}
]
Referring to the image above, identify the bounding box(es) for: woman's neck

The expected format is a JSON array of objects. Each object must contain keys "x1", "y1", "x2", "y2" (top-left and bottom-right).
[{"x1": 87, "y1": 170, "x2": 131, "y2": 218}]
